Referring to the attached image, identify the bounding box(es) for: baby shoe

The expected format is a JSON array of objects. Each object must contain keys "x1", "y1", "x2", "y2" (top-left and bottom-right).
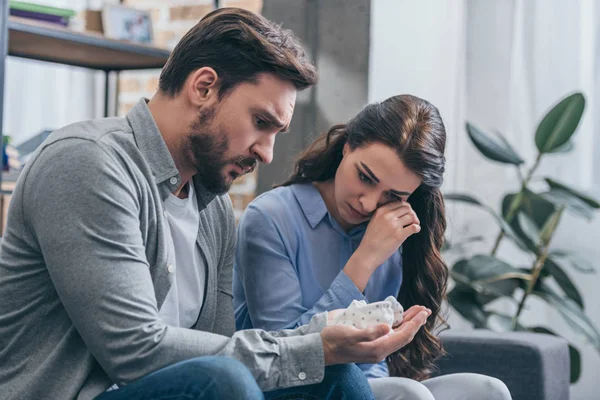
[{"x1": 329, "y1": 296, "x2": 404, "y2": 329}]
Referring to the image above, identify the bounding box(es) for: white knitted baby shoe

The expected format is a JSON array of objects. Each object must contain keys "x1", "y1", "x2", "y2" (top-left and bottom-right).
[{"x1": 329, "y1": 296, "x2": 404, "y2": 329}]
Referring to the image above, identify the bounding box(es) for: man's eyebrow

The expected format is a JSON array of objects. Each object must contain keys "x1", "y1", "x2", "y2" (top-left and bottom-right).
[{"x1": 257, "y1": 109, "x2": 289, "y2": 133}]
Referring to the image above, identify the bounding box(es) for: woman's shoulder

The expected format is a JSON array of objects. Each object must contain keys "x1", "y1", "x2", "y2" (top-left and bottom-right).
[{"x1": 241, "y1": 184, "x2": 303, "y2": 225}]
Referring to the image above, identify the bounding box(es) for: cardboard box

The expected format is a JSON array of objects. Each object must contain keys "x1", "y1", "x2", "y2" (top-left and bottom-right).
[{"x1": 82, "y1": 9, "x2": 103, "y2": 34}]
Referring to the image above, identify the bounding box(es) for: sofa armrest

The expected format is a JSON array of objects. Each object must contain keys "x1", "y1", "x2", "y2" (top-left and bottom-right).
[{"x1": 433, "y1": 329, "x2": 569, "y2": 400}]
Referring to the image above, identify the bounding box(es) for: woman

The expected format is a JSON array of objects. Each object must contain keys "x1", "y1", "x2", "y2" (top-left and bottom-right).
[{"x1": 233, "y1": 95, "x2": 511, "y2": 400}]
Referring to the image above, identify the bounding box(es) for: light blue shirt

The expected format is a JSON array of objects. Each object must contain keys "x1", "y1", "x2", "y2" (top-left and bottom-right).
[{"x1": 233, "y1": 183, "x2": 403, "y2": 378}]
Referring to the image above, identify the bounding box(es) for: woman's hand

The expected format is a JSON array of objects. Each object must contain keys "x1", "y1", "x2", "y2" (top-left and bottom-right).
[
  {"x1": 344, "y1": 201, "x2": 420, "y2": 291},
  {"x1": 356, "y1": 201, "x2": 420, "y2": 268}
]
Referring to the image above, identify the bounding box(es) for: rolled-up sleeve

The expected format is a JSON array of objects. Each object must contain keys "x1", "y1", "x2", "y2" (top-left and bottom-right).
[{"x1": 235, "y1": 205, "x2": 366, "y2": 332}]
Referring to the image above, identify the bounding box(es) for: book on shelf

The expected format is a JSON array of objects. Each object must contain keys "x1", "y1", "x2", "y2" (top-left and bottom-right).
[
  {"x1": 9, "y1": 1, "x2": 76, "y2": 27},
  {"x1": 9, "y1": 9, "x2": 69, "y2": 26}
]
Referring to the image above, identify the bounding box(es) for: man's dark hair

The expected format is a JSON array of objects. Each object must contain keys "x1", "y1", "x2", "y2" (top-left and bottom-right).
[{"x1": 159, "y1": 7, "x2": 317, "y2": 98}]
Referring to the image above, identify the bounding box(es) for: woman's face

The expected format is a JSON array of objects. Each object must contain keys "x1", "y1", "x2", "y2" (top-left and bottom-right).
[{"x1": 334, "y1": 142, "x2": 422, "y2": 227}]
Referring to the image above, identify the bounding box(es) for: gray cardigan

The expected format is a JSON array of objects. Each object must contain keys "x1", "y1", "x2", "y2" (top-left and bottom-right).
[{"x1": 0, "y1": 99, "x2": 326, "y2": 400}]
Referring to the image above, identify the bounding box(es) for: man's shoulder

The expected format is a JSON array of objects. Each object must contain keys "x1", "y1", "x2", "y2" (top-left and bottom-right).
[
  {"x1": 48, "y1": 116, "x2": 132, "y2": 143},
  {"x1": 30, "y1": 117, "x2": 134, "y2": 166},
  {"x1": 19, "y1": 118, "x2": 140, "y2": 198}
]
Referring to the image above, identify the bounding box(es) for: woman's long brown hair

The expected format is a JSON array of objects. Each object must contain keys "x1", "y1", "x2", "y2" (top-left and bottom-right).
[{"x1": 279, "y1": 94, "x2": 449, "y2": 380}]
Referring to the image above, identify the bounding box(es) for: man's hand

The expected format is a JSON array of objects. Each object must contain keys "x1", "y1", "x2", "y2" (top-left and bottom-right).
[{"x1": 320, "y1": 305, "x2": 431, "y2": 366}]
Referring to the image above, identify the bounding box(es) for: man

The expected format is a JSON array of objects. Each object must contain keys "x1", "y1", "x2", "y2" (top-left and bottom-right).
[{"x1": 0, "y1": 8, "x2": 430, "y2": 400}]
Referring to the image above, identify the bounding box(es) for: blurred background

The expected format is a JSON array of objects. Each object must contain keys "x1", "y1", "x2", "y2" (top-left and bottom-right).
[{"x1": 1, "y1": 0, "x2": 599, "y2": 398}]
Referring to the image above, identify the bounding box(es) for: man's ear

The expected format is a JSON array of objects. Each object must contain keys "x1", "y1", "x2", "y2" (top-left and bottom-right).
[
  {"x1": 343, "y1": 142, "x2": 350, "y2": 157},
  {"x1": 186, "y1": 67, "x2": 220, "y2": 107}
]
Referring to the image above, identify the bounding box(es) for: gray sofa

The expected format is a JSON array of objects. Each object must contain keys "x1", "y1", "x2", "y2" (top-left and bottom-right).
[{"x1": 435, "y1": 330, "x2": 570, "y2": 400}]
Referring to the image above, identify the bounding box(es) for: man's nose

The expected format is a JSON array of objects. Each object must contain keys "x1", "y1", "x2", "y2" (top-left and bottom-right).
[{"x1": 251, "y1": 136, "x2": 275, "y2": 164}]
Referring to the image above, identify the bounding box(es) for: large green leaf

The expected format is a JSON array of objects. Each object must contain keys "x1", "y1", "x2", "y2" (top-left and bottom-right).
[
  {"x1": 545, "y1": 178, "x2": 600, "y2": 208},
  {"x1": 517, "y1": 212, "x2": 540, "y2": 247},
  {"x1": 443, "y1": 193, "x2": 483, "y2": 206},
  {"x1": 502, "y1": 191, "x2": 556, "y2": 253},
  {"x1": 541, "y1": 189, "x2": 595, "y2": 220},
  {"x1": 466, "y1": 123, "x2": 524, "y2": 165},
  {"x1": 490, "y1": 212, "x2": 530, "y2": 252},
  {"x1": 569, "y1": 343, "x2": 583, "y2": 383},
  {"x1": 447, "y1": 287, "x2": 489, "y2": 328},
  {"x1": 549, "y1": 250, "x2": 596, "y2": 274},
  {"x1": 534, "y1": 282, "x2": 600, "y2": 351},
  {"x1": 487, "y1": 311, "x2": 526, "y2": 331},
  {"x1": 528, "y1": 326, "x2": 581, "y2": 383},
  {"x1": 538, "y1": 207, "x2": 564, "y2": 245},
  {"x1": 548, "y1": 140, "x2": 575, "y2": 154},
  {"x1": 514, "y1": 190, "x2": 558, "y2": 225},
  {"x1": 450, "y1": 270, "x2": 516, "y2": 305},
  {"x1": 543, "y1": 258, "x2": 584, "y2": 308},
  {"x1": 442, "y1": 236, "x2": 484, "y2": 254},
  {"x1": 445, "y1": 193, "x2": 529, "y2": 251},
  {"x1": 535, "y1": 93, "x2": 585, "y2": 153},
  {"x1": 452, "y1": 255, "x2": 528, "y2": 304},
  {"x1": 454, "y1": 255, "x2": 529, "y2": 283},
  {"x1": 495, "y1": 129, "x2": 526, "y2": 163},
  {"x1": 489, "y1": 212, "x2": 530, "y2": 252}
]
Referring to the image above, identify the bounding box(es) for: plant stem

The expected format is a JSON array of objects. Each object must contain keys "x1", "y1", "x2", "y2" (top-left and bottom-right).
[
  {"x1": 511, "y1": 250, "x2": 549, "y2": 329},
  {"x1": 473, "y1": 272, "x2": 533, "y2": 285},
  {"x1": 516, "y1": 167, "x2": 525, "y2": 185},
  {"x1": 491, "y1": 154, "x2": 543, "y2": 255},
  {"x1": 511, "y1": 207, "x2": 565, "y2": 329}
]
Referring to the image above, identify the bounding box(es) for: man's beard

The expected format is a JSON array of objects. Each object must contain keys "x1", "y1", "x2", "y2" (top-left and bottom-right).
[{"x1": 188, "y1": 108, "x2": 257, "y2": 195}]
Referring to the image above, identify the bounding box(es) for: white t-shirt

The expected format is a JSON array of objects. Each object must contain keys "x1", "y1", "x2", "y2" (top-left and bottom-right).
[{"x1": 158, "y1": 180, "x2": 206, "y2": 328}]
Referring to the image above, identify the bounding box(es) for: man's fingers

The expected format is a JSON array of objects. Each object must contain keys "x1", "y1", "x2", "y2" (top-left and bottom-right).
[
  {"x1": 402, "y1": 305, "x2": 428, "y2": 322},
  {"x1": 349, "y1": 324, "x2": 391, "y2": 343},
  {"x1": 404, "y1": 310, "x2": 428, "y2": 328},
  {"x1": 391, "y1": 310, "x2": 429, "y2": 342},
  {"x1": 365, "y1": 311, "x2": 429, "y2": 359}
]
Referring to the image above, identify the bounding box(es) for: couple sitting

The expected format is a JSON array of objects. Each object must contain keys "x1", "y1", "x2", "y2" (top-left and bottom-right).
[{"x1": 0, "y1": 7, "x2": 511, "y2": 400}]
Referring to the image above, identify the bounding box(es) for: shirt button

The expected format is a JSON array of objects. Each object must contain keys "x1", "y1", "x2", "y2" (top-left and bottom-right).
[
  {"x1": 298, "y1": 372, "x2": 306, "y2": 380},
  {"x1": 167, "y1": 264, "x2": 175, "y2": 274},
  {"x1": 163, "y1": 210, "x2": 168, "y2": 218},
  {"x1": 169, "y1": 177, "x2": 178, "y2": 185}
]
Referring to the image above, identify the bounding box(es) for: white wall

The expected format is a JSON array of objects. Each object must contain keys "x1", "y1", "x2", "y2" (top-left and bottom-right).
[
  {"x1": 369, "y1": 0, "x2": 600, "y2": 398},
  {"x1": 369, "y1": 0, "x2": 466, "y2": 198}
]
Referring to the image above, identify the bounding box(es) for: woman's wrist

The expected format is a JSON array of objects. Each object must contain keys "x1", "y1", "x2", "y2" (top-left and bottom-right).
[
  {"x1": 349, "y1": 247, "x2": 378, "y2": 271},
  {"x1": 343, "y1": 251, "x2": 378, "y2": 292}
]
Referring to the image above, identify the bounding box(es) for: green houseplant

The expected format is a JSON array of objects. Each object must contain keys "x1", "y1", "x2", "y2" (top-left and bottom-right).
[{"x1": 444, "y1": 92, "x2": 600, "y2": 383}]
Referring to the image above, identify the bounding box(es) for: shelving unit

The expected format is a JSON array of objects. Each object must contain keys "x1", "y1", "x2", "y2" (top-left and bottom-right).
[
  {"x1": 0, "y1": 0, "x2": 171, "y2": 228},
  {"x1": 0, "y1": 1, "x2": 171, "y2": 179}
]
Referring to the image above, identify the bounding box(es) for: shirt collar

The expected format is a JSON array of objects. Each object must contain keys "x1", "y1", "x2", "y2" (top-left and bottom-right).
[
  {"x1": 126, "y1": 98, "x2": 216, "y2": 209},
  {"x1": 290, "y1": 183, "x2": 369, "y2": 237},
  {"x1": 290, "y1": 183, "x2": 329, "y2": 228}
]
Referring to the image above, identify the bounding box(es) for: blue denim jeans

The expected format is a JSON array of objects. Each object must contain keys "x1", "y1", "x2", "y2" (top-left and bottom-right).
[
  {"x1": 265, "y1": 363, "x2": 375, "y2": 400},
  {"x1": 95, "y1": 356, "x2": 263, "y2": 400},
  {"x1": 95, "y1": 357, "x2": 374, "y2": 400}
]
